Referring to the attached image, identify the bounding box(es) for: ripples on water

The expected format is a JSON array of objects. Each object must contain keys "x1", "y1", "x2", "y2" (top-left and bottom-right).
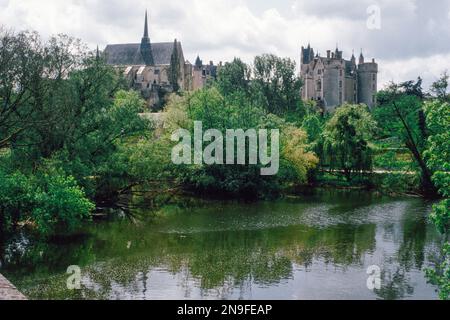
[{"x1": 0, "y1": 190, "x2": 443, "y2": 300}]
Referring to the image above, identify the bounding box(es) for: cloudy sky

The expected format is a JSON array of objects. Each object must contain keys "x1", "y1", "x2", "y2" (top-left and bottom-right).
[{"x1": 1, "y1": 0, "x2": 450, "y2": 90}]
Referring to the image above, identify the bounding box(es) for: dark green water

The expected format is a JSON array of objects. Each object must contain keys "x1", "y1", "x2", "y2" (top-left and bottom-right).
[{"x1": 0, "y1": 190, "x2": 443, "y2": 300}]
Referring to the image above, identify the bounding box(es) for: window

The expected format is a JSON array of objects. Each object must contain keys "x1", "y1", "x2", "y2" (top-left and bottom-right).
[
  {"x1": 372, "y1": 74, "x2": 376, "y2": 81},
  {"x1": 154, "y1": 69, "x2": 160, "y2": 75},
  {"x1": 372, "y1": 95, "x2": 376, "y2": 103},
  {"x1": 339, "y1": 80, "x2": 342, "y2": 88},
  {"x1": 340, "y1": 70, "x2": 343, "y2": 77},
  {"x1": 317, "y1": 80, "x2": 322, "y2": 91},
  {"x1": 318, "y1": 69, "x2": 321, "y2": 75}
]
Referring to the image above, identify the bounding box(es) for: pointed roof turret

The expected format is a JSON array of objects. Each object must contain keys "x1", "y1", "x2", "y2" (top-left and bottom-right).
[{"x1": 359, "y1": 49, "x2": 365, "y2": 64}]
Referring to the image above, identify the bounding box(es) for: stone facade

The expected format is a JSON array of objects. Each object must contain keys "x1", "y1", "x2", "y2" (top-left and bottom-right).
[
  {"x1": 300, "y1": 44, "x2": 378, "y2": 112},
  {"x1": 192, "y1": 56, "x2": 219, "y2": 91},
  {"x1": 104, "y1": 11, "x2": 217, "y2": 109}
]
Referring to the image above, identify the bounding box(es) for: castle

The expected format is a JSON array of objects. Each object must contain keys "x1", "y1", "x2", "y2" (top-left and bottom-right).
[
  {"x1": 104, "y1": 11, "x2": 217, "y2": 108},
  {"x1": 104, "y1": 12, "x2": 378, "y2": 112},
  {"x1": 300, "y1": 44, "x2": 378, "y2": 111}
]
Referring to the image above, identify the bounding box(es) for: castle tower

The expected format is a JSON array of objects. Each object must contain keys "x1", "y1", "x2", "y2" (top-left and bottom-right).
[
  {"x1": 357, "y1": 54, "x2": 378, "y2": 109},
  {"x1": 301, "y1": 43, "x2": 314, "y2": 65},
  {"x1": 140, "y1": 10, "x2": 154, "y2": 66}
]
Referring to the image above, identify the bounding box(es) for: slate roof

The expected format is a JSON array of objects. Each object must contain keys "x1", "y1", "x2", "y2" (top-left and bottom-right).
[{"x1": 104, "y1": 42, "x2": 183, "y2": 66}]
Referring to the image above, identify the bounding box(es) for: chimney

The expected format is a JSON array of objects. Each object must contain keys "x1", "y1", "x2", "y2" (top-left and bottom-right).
[
  {"x1": 372, "y1": 58, "x2": 375, "y2": 63},
  {"x1": 327, "y1": 50, "x2": 331, "y2": 59}
]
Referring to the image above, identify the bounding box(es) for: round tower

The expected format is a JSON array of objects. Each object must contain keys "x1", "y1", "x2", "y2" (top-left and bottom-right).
[{"x1": 357, "y1": 57, "x2": 378, "y2": 109}]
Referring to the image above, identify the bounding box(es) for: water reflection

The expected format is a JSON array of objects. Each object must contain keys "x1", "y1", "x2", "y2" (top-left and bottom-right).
[{"x1": 0, "y1": 190, "x2": 442, "y2": 300}]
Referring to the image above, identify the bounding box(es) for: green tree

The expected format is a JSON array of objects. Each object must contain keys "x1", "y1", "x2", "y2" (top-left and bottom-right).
[
  {"x1": 323, "y1": 104, "x2": 377, "y2": 181},
  {"x1": 169, "y1": 39, "x2": 180, "y2": 92},
  {"x1": 430, "y1": 71, "x2": 449, "y2": 102},
  {"x1": 162, "y1": 88, "x2": 317, "y2": 198},
  {"x1": 216, "y1": 57, "x2": 251, "y2": 97},
  {"x1": 423, "y1": 99, "x2": 450, "y2": 300},
  {"x1": 0, "y1": 28, "x2": 150, "y2": 235},
  {"x1": 0, "y1": 163, "x2": 94, "y2": 236},
  {"x1": 252, "y1": 54, "x2": 303, "y2": 117},
  {"x1": 375, "y1": 80, "x2": 438, "y2": 197}
]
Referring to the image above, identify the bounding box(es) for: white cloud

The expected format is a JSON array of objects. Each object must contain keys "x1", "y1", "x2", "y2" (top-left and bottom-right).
[{"x1": 0, "y1": 0, "x2": 449, "y2": 90}]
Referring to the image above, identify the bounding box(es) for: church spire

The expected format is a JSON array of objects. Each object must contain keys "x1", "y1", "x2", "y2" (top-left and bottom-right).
[
  {"x1": 140, "y1": 10, "x2": 154, "y2": 65},
  {"x1": 144, "y1": 10, "x2": 149, "y2": 39}
]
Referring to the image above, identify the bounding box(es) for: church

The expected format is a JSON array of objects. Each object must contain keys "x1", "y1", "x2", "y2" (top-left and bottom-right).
[{"x1": 104, "y1": 11, "x2": 217, "y2": 108}]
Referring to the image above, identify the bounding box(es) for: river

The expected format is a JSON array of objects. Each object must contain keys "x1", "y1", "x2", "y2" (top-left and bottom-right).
[{"x1": 0, "y1": 190, "x2": 443, "y2": 300}]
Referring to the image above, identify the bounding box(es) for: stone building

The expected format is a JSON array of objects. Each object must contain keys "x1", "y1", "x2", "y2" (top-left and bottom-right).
[
  {"x1": 192, "y1": 55, "x2": 219, "y2": 90},
  {"x1": 300, "y1": 44, "x2": 378, "y2": 112},
  {"x1": 104, "y1": 11, "x2": 195, "y2": 108}
]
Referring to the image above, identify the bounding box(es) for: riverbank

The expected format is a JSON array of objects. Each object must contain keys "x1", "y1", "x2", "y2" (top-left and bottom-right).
[{"x1": 0, "y1": 273, "x2": 26, "y2": 300}]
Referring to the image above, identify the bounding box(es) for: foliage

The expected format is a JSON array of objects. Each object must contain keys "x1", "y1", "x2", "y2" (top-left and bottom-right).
[
  {"x1": 430, "y1": 71, "x2": 449, "y2": 101},
  {"x1": 169, "y1": 39, "x2": 180, "y2": 92},
  {"x1": 215, "y1": 55, "x2": 304, "y2": 120},
  {"x1": 424, "y1": 100, "x2": 450, "y2": 231},
  {"x1": 423, "y1": 99, "x2": 450, "y2": 300},
  {"x1": 0, "y1": 29, "x2": 150, "y2": 235},
  {"x1": 322, "y1": 104, "x2": 377, "y2": 181},
  {"x1": 252, "y1": 54, "x2": 303, "y2": 117},
  {"x1": 0, "y1": 164, "x2": 94, "y2": 236},
  {"x1": 301, "y1": 113, "x2": 323, "y2": 143},
  {"x1": 375, "y1": 80, "x2": 437, "y2": 196},
  {"x1": 162, "y1": 87, "x2": 318, "y2": 198},
  {"x1": 216, "y1": 57, "x2": 251, "y2": 97},
  {"x1": 425, "y1": 243, "x2": 450, "y2": 300}
]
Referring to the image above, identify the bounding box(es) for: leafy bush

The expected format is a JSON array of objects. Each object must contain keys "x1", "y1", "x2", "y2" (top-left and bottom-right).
[{"x1": 0, "y1": 165, "x2": 94, "y2": 236}]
